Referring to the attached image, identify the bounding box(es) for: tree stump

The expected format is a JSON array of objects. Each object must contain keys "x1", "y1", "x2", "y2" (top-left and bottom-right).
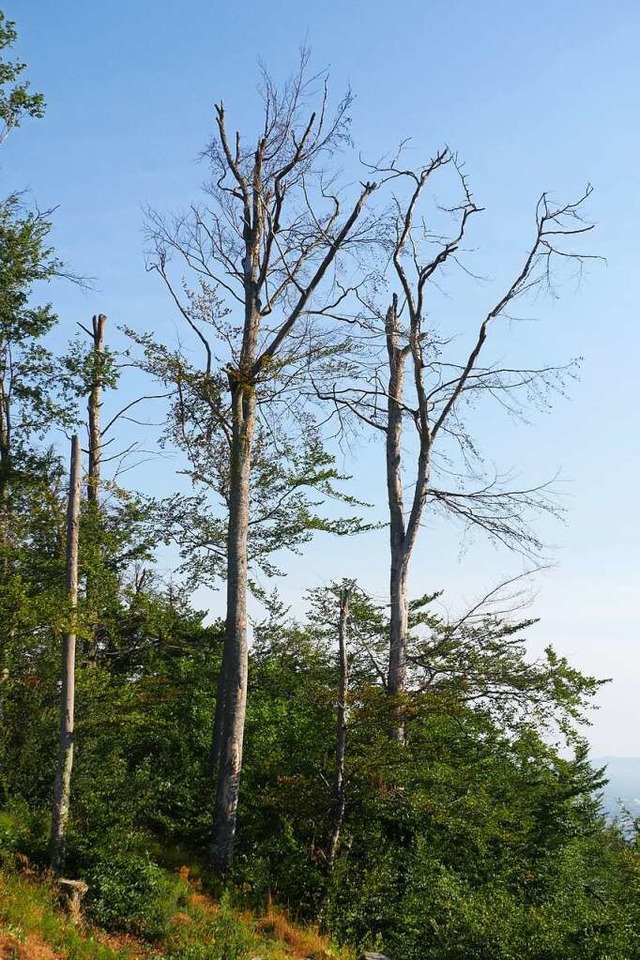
[{"x1": 57, "y1": 878, "x2": 88, "y2": 924}]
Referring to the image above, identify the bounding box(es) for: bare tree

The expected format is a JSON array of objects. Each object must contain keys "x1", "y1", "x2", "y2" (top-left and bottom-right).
[
  {"x1": 321, "y1": 151, "x2": 594, "y2": 739},
  {"x1": 84, "y1": 314, "x2": 107, "y2": 506},
  {"x1": 76, "y1": 313, "x2": 106, "y2": 667},
  {"x1": 146, "y1": 58, "x2": 376, "y2": 871},
  {"x1": 327, "y1": 580, "x2": 351, "y2": 868},
  {"x1": 50, "y1": 433, "x2": 81, "y2": 874}
]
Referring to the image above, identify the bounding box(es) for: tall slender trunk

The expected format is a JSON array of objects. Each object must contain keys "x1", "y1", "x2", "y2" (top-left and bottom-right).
[
  {"x1": 385, "y1": 296, "x2": 410, "y2": 740},
  {"x1": 85, "y1": 314, "x2": 106, "y2": 667},
  {"x1": 327, "y1": 584, "x2": 350, "y2": 868},
  {"x1": 202, "y1": 120, "x2": 372, "y2": 873},
  {"x1": 0, "y1": 403, "x2": 9, "y2": 582},
  {"x1": 51, "y1": 434, "x2": 81, "y2": 875},
  {"x1": 211, "y1": 381, "x2": 256, "y2": 873},
  {"x1": 388, "y1": 561, "x2": 409, "y2": 698},
  {"x1": 0, "y1": 378, "x2": 9, "y2": 504},
  {"x1": 209, "y1": 641, "x2": 228, "y2": 780},
  {"x1": 0, "y1": 352, "x2": 11, "y2": 550},
  {"x1": 87, "y1": 314, "x2": 106, "y2": 507}
]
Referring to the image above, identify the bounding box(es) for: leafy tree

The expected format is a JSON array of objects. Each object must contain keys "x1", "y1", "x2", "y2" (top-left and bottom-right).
[
  {"x1": 145, "y1": 56, "x2": 377, "y2": 871},
  {"x1": 128, "y1": 328, "x2": 373, "y2": 590},
  {"x1": 0, "y1": 11, "x2": 44, "y2": 143},
  {"x1": 234, "y1": 603, "x2": 639, "y2": 959}
]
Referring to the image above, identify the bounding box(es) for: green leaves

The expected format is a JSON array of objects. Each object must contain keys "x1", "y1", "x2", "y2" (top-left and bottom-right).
[{"x1": 0, "y1": 12, "x2": 45, "y2": 140}]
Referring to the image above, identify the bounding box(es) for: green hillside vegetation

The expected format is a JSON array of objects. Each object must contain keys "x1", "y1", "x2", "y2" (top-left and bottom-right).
[
  {"x1": 0, "y1": 855, "x2": 346, "y2": 960},
  {"x1": 2, "y1": 592, "x2": 639, "y2": 958},
  {"x1": 1, "y1": 9, "x2": 639, "y2": 959}
]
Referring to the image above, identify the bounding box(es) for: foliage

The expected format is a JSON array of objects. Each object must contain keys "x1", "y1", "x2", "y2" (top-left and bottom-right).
[
  {"x1": 85, "y1": 849, "x2": 188, "y2": 938},
  {"x1": 0, "y1": 11, "x2": 45, "y2": 139},
  {"x1": 126, "y1": 325, "x2": 375, "y2": 589},
  {"x1": 0, "y1": 17, "x2": 636, "y2": 960},
  {"x1": 0, "y1": 859, "x2": 342, "y2": 960}
]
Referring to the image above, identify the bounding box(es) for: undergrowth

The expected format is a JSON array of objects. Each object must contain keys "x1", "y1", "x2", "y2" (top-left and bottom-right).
[{"x1": 0, "y1": 856, "x2": 348, "y2": 960}]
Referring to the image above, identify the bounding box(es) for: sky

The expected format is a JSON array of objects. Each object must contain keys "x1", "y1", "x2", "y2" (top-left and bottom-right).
[{"x1": 6, "y1": 0, "x2": 640, "y2": 755}]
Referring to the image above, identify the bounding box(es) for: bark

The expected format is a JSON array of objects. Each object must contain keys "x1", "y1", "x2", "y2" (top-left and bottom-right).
[
  {"x1": 327, "y1": 584, "x2": 350, "y2": 868},
  {"x1": 385, "y1": 296, "x2": 412, "y2": 739},
  {"x1": 211, "y1": 381, "x2": 256, "y2": 873},
  {"x1": 0, "y1": 364, "x2": 9, "y2": 504},
  {"x1": 210, "y1": 119, "x2": 263, "y2": 871},
  {"x1": 0, "y1": 364, "x2": 10, "y2": 569},
  {"x1": 388, "y1": 562, "x2": 409, "y2": 700},
  {"x1": 209, "y1": 641, "x2": 228, "y2": 780},
  {"x1": 87, "y1": 314, "x2": 106, "y2": 506},
  {"x1": 85, "y1": 314, "x2": 106, "y2": 667},
  {"x1": 50, "y1": 433, "x2": 81, "y2": 875}
]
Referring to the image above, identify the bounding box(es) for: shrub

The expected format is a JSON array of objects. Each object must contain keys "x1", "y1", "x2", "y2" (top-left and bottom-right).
[
  {"x1": 0, "y1": 798, "x2": 49, "y2": 864},
  {"x1": 86, "y1": 850, "x2": 187, "y2": 939}
]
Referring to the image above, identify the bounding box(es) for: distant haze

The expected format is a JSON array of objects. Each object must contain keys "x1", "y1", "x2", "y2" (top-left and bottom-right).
[{"x1": 595, "y1": 757, "x2": 640, "y2": 821}]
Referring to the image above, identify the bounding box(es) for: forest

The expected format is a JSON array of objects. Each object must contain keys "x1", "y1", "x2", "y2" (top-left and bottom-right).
[{"x1": 1, "y1": 9, "x2": 639, "y2": 960}]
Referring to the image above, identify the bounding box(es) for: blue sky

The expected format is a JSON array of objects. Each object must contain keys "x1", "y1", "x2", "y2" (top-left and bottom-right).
[{"x1": 7, "y1": 0, "x2": 640, "y2": 754}]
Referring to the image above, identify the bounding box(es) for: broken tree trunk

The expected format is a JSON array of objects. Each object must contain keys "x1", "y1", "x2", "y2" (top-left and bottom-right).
[
  {"x1": 87, "y1": 314, "x2": 106, "y2": 507},
  {"x1": 85, "y1": 313, "x2": 106, "y2": 667},
  {"x1": 50, "y1": 434, "x2": 81, "y2": 875},
  {"x1": 327, "y1": 583, "x2": 351, "y2": 868}
]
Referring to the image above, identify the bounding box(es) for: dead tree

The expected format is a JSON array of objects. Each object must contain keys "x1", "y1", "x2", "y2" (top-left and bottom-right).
[
  {"x1": 85, "y1": 313, "x2": 106, "y2": 506},
  {"x1": 322, "y1": 152, "x2": 594, "y2": 740},
  {"x1": 78, "y1": 313, "x2": 106, "y2": 666},
  {"x1": 327, "y1": 581, "x2": 351, "y2": 868},
  {"x1": 50, "y1": 433, "x2": 81, "y2": 874},
  {"x1": 146, "y1": 58, "x2": 376, "y2": 872}
]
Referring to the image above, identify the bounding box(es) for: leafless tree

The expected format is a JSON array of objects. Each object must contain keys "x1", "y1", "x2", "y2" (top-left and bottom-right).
[
  {"x1": 146, "y1": 57, "x2": 377, "y2": 871},
  {"x1": 82, "y1": 314, "x2": 107, "y2": 506},
  {"x1": 327, "y1": 580, "x2": 351, "y2": 868},
  {"x1": 50, "y1": 433, "x2": 81, "y2": 874},
  {"x1": 320, "y1": 149, "x2": 594, "y2": 739}
]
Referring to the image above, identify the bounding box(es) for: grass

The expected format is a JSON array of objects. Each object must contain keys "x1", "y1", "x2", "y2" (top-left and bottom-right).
[{"x1": 0, "y1": 856, "x2": 351, "y2": 960}]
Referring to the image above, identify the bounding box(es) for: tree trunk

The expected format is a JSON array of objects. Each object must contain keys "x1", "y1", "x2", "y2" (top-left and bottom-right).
[
  {"x1": 85, "y1": 314, "x2": 106, "y2": 667},
  {"x1": 385, "y1": 296, "x2": 410, "y2": 740},
  {"x1": 388, "y1": 561, "x2": 409, "y2": 699},
  {"x1": 50, "y1": 434, "x2": 81, "y2": 875},
  {"x1": 87, "y1": 314, "x2": 106, "y2": 507},
  {"x1": 209, "y1": 640, "x2": 228, "y2": 780},
  {"x1": 327, "y1": 584, "x2": 350, "y2": 868},
  {"x1": 0, "y1": 360, "x2": 11, "y2": 562},
  {"x1": 0, "y1": 370, "x2": 9, "y2": 505},
  {"x1": 211, "y1": 381, "x2": 255, "y2": 873}
]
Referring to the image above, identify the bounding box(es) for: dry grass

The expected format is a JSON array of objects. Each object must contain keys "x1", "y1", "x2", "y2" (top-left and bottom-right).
[
  {"x1": 0, "y1": 929, "x2": 60, "y2": 960},
  {"x1": 0, "y1": 858, "x2": 348, "y2": 960},
  {"x1": 256, "y1": 903, "x2": 335, "y2": 960}
]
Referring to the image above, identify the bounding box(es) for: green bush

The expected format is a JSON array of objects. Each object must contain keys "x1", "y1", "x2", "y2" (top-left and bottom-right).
[
  {"x1": 0, "y1": 798, "x2": 49, "y2": 863},
  {"x1": 86, "y1": 850, "x2": 187, "y2": 939},
  {"x1": 208, "y1": 894, "x2": 258, "y2": 960}
]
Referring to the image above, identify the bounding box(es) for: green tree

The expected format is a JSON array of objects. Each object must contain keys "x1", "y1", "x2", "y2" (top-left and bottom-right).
[{"x1": 0, "y1": 11, "x2": 44, "y2": 142}]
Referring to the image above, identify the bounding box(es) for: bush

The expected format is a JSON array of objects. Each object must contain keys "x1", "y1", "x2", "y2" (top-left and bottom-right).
[
  {"x1": 0, "y1": 798, "x2": 49, "y2": 864},
  {"x1": 86, "y1": 849, "x2": 187, "y2": 939}
]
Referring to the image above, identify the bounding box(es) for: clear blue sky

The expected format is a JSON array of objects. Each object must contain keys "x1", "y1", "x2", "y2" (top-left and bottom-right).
[{"x1": 7, "y1": 0, "x2": 640, "y2": 754}]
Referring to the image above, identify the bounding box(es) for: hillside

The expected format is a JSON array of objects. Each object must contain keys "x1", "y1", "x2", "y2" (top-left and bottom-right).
[{"x1": 0, "y1": 859, "x2": 346, "y2": 960}]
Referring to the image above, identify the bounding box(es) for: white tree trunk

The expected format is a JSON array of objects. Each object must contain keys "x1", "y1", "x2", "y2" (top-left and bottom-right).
[
  {"x1": 328, "y1": 584, "x2": 350, "y2": 867},
  {"x1": 211, "y1": 382, "x2": 255, "y2": 873},
  {"x1": 51, "y1": 433, "x2": 81, "y2": 874},
  {"x1": 87, "y1": 314, "x2": 106, "y2": 506}
]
